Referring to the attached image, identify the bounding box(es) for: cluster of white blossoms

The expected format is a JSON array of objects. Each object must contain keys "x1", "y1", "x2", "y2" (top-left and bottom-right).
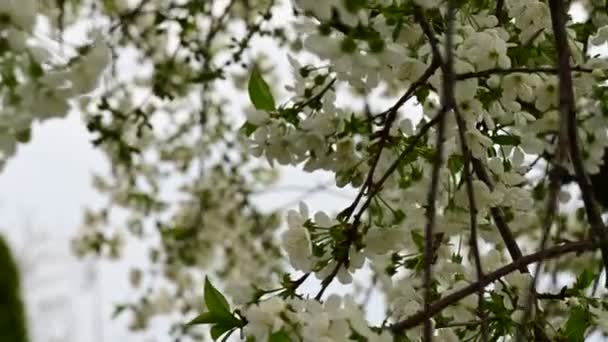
[
  {"x1": 233, "y1": 0, "x2": 608, "y2": 340},
  {"x1": 0, "y1": 0, "x2": 38, "y2": 32},
  {"x1": 0, "y1": 4, "x2": 111, "y2": 170},
  {"x1": 244, "y1": 295, "x2": 392, "y2": 342}
]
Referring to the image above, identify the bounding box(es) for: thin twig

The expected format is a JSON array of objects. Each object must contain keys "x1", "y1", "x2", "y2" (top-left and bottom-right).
[
  {"x1": 455, "y1": 66, "x2": 592, "y2": 80},
  {"x1": 314, "y1": 261, "x2": 342, "y2": 300},
  {"x1": 414, "y1": 4, "x2": 454, "y2": 340},
  {"x1": 430, "y1": 0, "x2": 488, "y2": 336},
  {"x1": 320, "y1": 59, "x2": 441, "y2": 297},
  {"x1": 339, "y1": 60, "x2": 440, "y2": 223},
  {"x1": 495, "y1": 0, "x2": 506, "y2": 25},
  {"x1": 536, "y1": 287, "x2": 575, "y2": 300},
  {"x1": 352, "y1": 115, "x2": 441, "y2": 229},
  {"x1": 453, "y1": 108, "x2": 488, "y2": 340}
]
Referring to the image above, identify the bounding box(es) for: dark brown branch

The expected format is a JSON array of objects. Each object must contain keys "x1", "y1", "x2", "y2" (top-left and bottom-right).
[
  {"x1": 389, "y1": 239, "x2": 597, "y2": 333},
  {"x1": 437, "y1": 0, "x2": 487, "y2": 336},
  {"x1": 455, "y1": 66, "x2": 592, "y2": 80},
  {"x1": 325, "y1": 57, "x2": 441, "y2": 301},
  {"x1": 453, "y1": 109, "x2": 488, "y2": 340},
  {"x1": 535, "y1": 287, "x2": 574, "y2": 300},
  {"x1": 495, "y1": 0, "x2": 506, "y2": 25},
  {"x1": 295, "y1": 78, "x2": 337, "y2": 111},
  {"x1": 340, "y1": 59, "x2": 440, "y2": 224},
  {"x1": 548, "y1": 0, "x2": 608, "y2": 285},
  {"x1": 472, "y1": 159, "x2": 527, "y2": 272},
  {"x1": 314, "y1": 261, "x2": 341, "y2": 300}
]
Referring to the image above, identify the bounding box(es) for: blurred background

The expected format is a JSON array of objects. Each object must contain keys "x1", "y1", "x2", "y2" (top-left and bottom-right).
[{"x1": 0, "y1": 108, "x2": 359, "y2": 341}]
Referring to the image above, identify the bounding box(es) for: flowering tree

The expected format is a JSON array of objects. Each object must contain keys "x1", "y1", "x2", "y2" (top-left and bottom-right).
[{"x1": 5, "y1": 0, "x2": 608, "y2": 341}]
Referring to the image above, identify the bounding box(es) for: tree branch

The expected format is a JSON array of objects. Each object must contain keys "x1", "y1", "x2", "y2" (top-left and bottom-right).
[
  {"x1": 338, "y1": 60, "x2": 440, "y2": 224},
  {"x1": 548, "y1": 0, "x2": 608, "y2": 285},
  {"x1": 455, "y1": 66, "x2": 592, "y2": 80},
  {"x1": 389, "y1": 239, "x2": 597, "y2": 333},
  {"x1": 453, "y1": 108, "x2": 488, "y2": 341},
  {"x1": 472, "y1": 158, "x2": 527, "y2": 272},
  {"x1": 325, "y1": 58, "x2": 441, "y2": 300},
  {"x1": 516, "y1": 1, "x2": 597, "y2": 339},
  {"x1": 414, "y1": 4, "x2": 454, "y2": 340},
  {"x1": 495, "y1": 0, "x2": 506, "y2": 25}
]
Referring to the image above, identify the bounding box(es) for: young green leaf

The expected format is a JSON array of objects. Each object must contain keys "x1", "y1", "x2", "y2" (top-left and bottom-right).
[
  {"x1": 492, "y1": 135, "x2": 521, "y2": 146},
  {"x1": 447, "y1": 154, "x2": 464, "y2": 174},
  {"x1": 210, "y1": 324, "x2": 234, "y2": 341},
  {"x1": 248, "y1": 67, "x2": 276, "y2": 111},
  {"x1": 573, "y1": 269, "x2": 595, "y2": 293},
  {"x1": 564, "y1": 306, "x2": 590, "y2": 342},
  {"x1": 240, "y1": 122, "x2": 259, "y2": 137},
  {"x1": 186, "y1": 312, "x2": 219, "y2": 326},
  {"x1": 204, "y1": 277, "x2": 233, "y2": 320},
  {"x1": 411, "y1": 231, "x2": 424, "y2": 251}
]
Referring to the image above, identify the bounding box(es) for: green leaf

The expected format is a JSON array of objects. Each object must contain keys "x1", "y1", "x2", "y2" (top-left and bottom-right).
[
  {"x1": 248, "y1": 67, "x2": 276, "y2": 111},
  {"x1": 403, "y1": 256, "x2": 421, "y2": 270},
  {"x1": 447, "y1": 154, "x2": 464, "y2": 174},
  {"x1": 415, "y1": 85, "x2": 430, "y2": 104},
  {"x1": 329, "y1": 226, "x2": 347, "y2": 242},
  {"x1": 268, "y1": 330, "x2": 292, "y2": 342},
  {"x1": 15, "y1": 129, "x2": 31, "y2": 143},
  {"x1": 102, "y1": 0, "x2": 118, "y2": 12},
  {"x1": 564, "y1": 306, "x2": 590, "y2": 342},
  {"x1": 204, "y1": 277, "x2": 233, "y2": 320},
  {"x1": 492, "y1": 135, "x2": 521, "y2": 146},
  {"x1": 186, "y1": 312, "x2": 219, "y2": 326},
  {"x1": 393, "y1": 209, "x2": 406, "y2": 224},
  {"x1": 161, "y1": 227, "x2": 192, "y2": 240},
  {"x1": 569, "y1": 22, "x2": 594, "y2": 41},
  {"x1": 210, "y1": 324, "x2": 234, "y2": 341},
  {"x1": 411, "y1": 231, "x2": 424, "y2": 251},
  {"x1": 240, "y1": 122, "x2": 259, "y2": 137},
  {"x1": 111, "y1": 304, "x2": 128, "y2": 319},
  {"x1": 28, "y1": 59, "x2": 44, "y2": 79},
  {"x1": 573, "y1": 269, "x2": 595, "y2": 292}
]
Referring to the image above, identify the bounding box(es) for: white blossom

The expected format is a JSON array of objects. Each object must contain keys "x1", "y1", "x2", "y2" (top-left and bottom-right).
[
  {"x1": 282, "y1": 226, "x2": 313, "y2": 272},
  {"x1": 244, "y1": 297, "x2": 286, "y2": 341},
  {"x1": 591, "y1": 25, "x2": 608, "y2": 46}
]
